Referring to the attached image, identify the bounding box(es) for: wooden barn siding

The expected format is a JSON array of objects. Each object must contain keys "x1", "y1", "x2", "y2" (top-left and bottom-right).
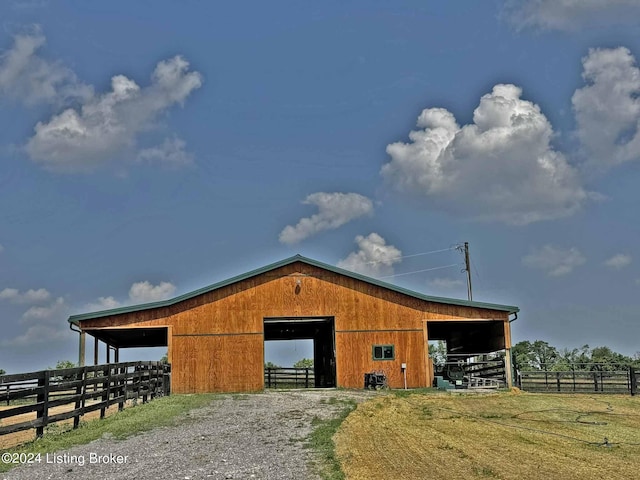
[
  {"x1": 336, "y1": 330, "x2": 425, "y2": 388},
  {"x1": 79, "y1": 262, "x2": 509, "y2": 393}
]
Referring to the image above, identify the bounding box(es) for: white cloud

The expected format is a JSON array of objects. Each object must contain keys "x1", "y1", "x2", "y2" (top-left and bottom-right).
[
  {"x1": 84, "y1": 296, "x2": 121, "y2": 312},
  {"x1": 504, "y1": 0, "x2": 640, "y2": 31},
  {"x1": 604, "y1": 254, "x2": 632, "y2": 269},
  {"x1": 428, "y1": 278, "x2": 465, "y2": 290},
  {"x1": 522, "y1": 245, "x2": 586, "y2": 276},
  {"x1": 279, "y1": 192, "x2": 374, "y2": 244},
  {"x1": 382, "y1": 84, "x2": 590, "y2": 225},
  {"x1": 0, "y1": 27, "x2": 92, "y2": 105},
  {"x1": 136, "y1": 136, "x2": 194, "y2": 168},
  {"x1": 21, "y1": 296, "x2": 67, "y2": 322},
  {"x1": 1, "y1": 324, "x2": 70, "y2": 347},
  {"x1": 128, "y1": 281, "x2": 176, "y2": 304},
  {"x1": 572, "y1": 47, "x2": 640, "y2": 170},
  {"x1": 25, "y1": 54, "x2": 203, "y2": 172},
  {"x1": 337, "y1": 233, "x2": 402, "y2": 277},
  {"x1": 0, "y1": 287, "x2": 51, "y2": 303},
  {"x1": 0, "y1": 244, "x2": 4, "y2": 253}
]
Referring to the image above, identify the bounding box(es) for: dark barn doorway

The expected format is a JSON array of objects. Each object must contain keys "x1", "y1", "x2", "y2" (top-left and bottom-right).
[{"x1": 263, "y1": 317, "x2": 336, "y2": 388}]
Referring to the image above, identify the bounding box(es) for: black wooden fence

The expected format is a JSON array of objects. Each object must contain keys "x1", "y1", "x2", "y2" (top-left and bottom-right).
[
  {"x1": 518, "y1": 364, "x2": 638, "y2": 395},
  {"x1": 0, "y1": 361, "x2": 170, "y2": 439},
  {"x1": 264, "y1": 367, "x2": 314, "y2": 388}
]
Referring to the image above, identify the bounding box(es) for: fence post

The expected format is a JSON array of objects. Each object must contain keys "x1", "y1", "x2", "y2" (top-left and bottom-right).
[
  {"x1": 556, "y1": 372, "x2": 561, "y2": 392},
  {"x1": 305, "y1": 368, "x2": 309, "y2": 388},
  {"x1": 5, "y1": 385, "x2": 8, "y2": 406},
  {"x1": 631, "y1": 367, "x2": 637, "y2": 396},
  {"x1": 267, "y1": 368, "x2": 271, "y2": 388},
  {"x1": 36, "y1": 370, "x2": 50, "y2": 438},
  {"x1": 73, "y1": 366, "x2": 88, "y2": 429},
  {"x1": 100, "y1": 365, "x2": 111, "y2": 419}
]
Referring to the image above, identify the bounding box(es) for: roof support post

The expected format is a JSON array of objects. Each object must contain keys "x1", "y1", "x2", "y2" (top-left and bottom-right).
[
  {"x1": 106, "y1": 342, "x2": 111, "y2": 364},
  {"x1": 78, "y1": 331, "x2": 86, "y2": 367},
  {"x1": 503, "y1": 319, "x2": 513, "y2": 388},
  {"x1": 94, "y1": 336, "x2": 99, "y2": 366}
]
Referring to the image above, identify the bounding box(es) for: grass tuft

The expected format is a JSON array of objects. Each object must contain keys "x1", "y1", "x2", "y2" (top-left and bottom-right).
[{"x1": 306, "y1": 399, "x2": 356, "y2": 480}]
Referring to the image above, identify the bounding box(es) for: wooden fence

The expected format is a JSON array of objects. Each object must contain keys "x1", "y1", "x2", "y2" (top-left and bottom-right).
[
  {"x1": 518, "y1": 364, "x2": 637, "y2": 395},
  {"x1": 264, "y1": 368, "x2": 314, "y2": 388},
  {"x1": 0, "y1": 361, "x2": 170, "y2": 439}
]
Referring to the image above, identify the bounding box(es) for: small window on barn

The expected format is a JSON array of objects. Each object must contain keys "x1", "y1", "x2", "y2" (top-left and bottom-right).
[{"x1": 373, "y1": 344, "x2": 395, "y2": 360}]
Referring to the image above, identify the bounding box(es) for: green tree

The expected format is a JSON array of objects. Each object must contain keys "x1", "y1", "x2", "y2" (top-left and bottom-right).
[
  {"x1": 0, "y1": 368, "x2": 5, "y2": 375},
  {"x1": 429, "y1": 340, "x2": 447, "y2": 367},
  {"x1": 54, "y1": 360, "x2": 76, "y2": 370},
  {"x1": 160, "y1": 352, "x2": 169, "y2": 364},
  {"x1": 50, "y1": 360, "x2": 77, "y2": 382},
  {"x1": 590, "y1": 346, "x2": 633, "y2": 370},
  {"x1": 293, "y1": 358, "x2": 314, "y2": 369},
  {"x1": 264, "y1": 361, "x2": 281, "y2": 369},
  {"x1": 512, "y1": 340, "x2": 558, "y2": 370}
]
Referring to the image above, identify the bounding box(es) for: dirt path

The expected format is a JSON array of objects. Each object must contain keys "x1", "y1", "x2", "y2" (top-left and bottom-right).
[{"x1": 3, "y1": 389, "x2": 378, "y2": 480}]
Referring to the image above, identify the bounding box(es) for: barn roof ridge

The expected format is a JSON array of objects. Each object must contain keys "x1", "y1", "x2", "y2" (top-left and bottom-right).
[{"x1": 68, "y1": 254, "x2": 518, "y2": 324}]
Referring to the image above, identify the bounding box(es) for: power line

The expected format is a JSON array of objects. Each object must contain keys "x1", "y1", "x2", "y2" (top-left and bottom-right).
[
  {"x1": 360, "y1": 246, "x2": 456, "y2": 266},
  {"x1": 377, "y1": 263, "x2": 462, "y2": 279}
]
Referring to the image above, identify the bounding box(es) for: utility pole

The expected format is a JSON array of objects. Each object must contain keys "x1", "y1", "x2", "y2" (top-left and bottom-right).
[
  {"x1": 456, "y1": 242, "x2": 473, "y2": 301},
  {"x1": 464, "y1": 242, "x2": 472, "y2": 301}
]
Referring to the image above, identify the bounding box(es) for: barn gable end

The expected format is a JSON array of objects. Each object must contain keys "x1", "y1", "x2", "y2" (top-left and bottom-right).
[{"x1": 68, "y1": 255, "x2": 518, "y2": 393}]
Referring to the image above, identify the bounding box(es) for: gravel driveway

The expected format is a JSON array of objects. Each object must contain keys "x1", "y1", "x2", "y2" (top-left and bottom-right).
[{"x1": 3, "y1": 389, "x2": 378, "y2": 480}]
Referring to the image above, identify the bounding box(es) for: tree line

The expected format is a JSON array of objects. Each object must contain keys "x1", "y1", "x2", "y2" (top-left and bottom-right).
[{"x1": 512, "y1": 340, "x2": 640, "y2": 371}]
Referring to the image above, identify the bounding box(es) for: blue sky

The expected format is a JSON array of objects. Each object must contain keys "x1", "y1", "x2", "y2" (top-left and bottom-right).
[{"x1": 1, "y1": 1, "x2": 640, "y2": 373}]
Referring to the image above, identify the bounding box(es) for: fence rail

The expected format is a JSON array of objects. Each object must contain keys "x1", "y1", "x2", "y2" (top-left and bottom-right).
[
  {"x1": 264, "y1": 368, "x2": 314, "y2": 388},
  {"x1": 0, "y1": 361, "x2": 170, "y2": 439},
  {"x1": 518, "y1": 364, "x2": 637, "y2": 395}
]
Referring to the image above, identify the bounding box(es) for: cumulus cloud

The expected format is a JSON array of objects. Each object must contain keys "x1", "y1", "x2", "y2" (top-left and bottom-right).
[
  {"x1": 25, "y1": 54, "x2": 202, "y2": 172},
  {"x1": 136, "y1": 136, "x2": 194, "y2": 168},
  {"x1": 0, "y1": 287, "x2": 51, "y2": 303},
  {"x1": 0, "y1": 27, "x2": 92, "y2": 105},
  {"x1": 21, "y1": 296, "x2": 67, "y2": 322},
  {"x1": 279, "y1": 192, "x2": 374, "y2": 244},
  {"x1": 604, "y1": 254, "x2": 632, "y2": 269},
  {"x1": 522, "y1": 245, "x2": 586, "y2": 276},
  {"x1": 337, "y1": 233, "x2": 402, "y2": 277},
  {"x1": 84, "y1": 296, "x2": 121, "y2": 312},
  {"x1": 572, "y1": 47, "x2": 640, "y2": 170},
  {"x1": 128, "y1": 281, "x2": 176, "y2": 304},
  {"x1": 2, "y1": 324, "x2": 70, "y2": 347},
  {"x1": 382, "y1": 84, "x2": 590, "y2": 225},
  {"x1": 504, "y1": 0, "x2": 640, "y2": 31}
]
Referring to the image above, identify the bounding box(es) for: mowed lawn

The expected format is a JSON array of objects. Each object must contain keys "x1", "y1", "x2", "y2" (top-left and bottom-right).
[{"x1": 334, "y1": 391, "x2": 640, "y2": 480}]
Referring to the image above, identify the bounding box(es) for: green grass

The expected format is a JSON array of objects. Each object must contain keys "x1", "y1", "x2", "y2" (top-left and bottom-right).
[
  {"x1": 0, "y1": 394, "x2": 216, "y2": 473},
  {"x1": 391, "y1": 387, "x2": 438, "y2": 398},
  {"x1": 306, "y1": 399, "x2": 357, "y2": 480}
]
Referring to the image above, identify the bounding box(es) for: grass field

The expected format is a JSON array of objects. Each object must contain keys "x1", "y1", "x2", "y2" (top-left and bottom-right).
[{"x1": 334, "y1": 391, "x2": 640, "y2": 480}]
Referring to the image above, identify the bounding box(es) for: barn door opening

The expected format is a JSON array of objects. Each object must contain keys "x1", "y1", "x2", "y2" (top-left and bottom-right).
[{"x1": 263, "y1": 317, "x2": 336, "y2": 388}]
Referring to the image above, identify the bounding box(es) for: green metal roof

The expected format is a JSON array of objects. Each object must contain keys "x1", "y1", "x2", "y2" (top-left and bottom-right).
[{"x1": 68, "y1": 254, "x2": 519, "y2": 324}]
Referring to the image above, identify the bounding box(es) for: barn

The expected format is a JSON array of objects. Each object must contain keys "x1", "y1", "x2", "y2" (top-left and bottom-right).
[{"x1": 67, "y1": 255, "x2": 519, "y2": 393}]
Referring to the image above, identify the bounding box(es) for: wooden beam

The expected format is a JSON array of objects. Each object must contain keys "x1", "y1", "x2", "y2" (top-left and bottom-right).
[
  {"x1": 78, "y1": 331, "x2": 86, "y2": 367},
  {"x1": 503, "y1": 320, "x2": 513, "y2": 388},
  {"x1": 94, "y1": 336, "x2": 99, "y2": 366}
]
